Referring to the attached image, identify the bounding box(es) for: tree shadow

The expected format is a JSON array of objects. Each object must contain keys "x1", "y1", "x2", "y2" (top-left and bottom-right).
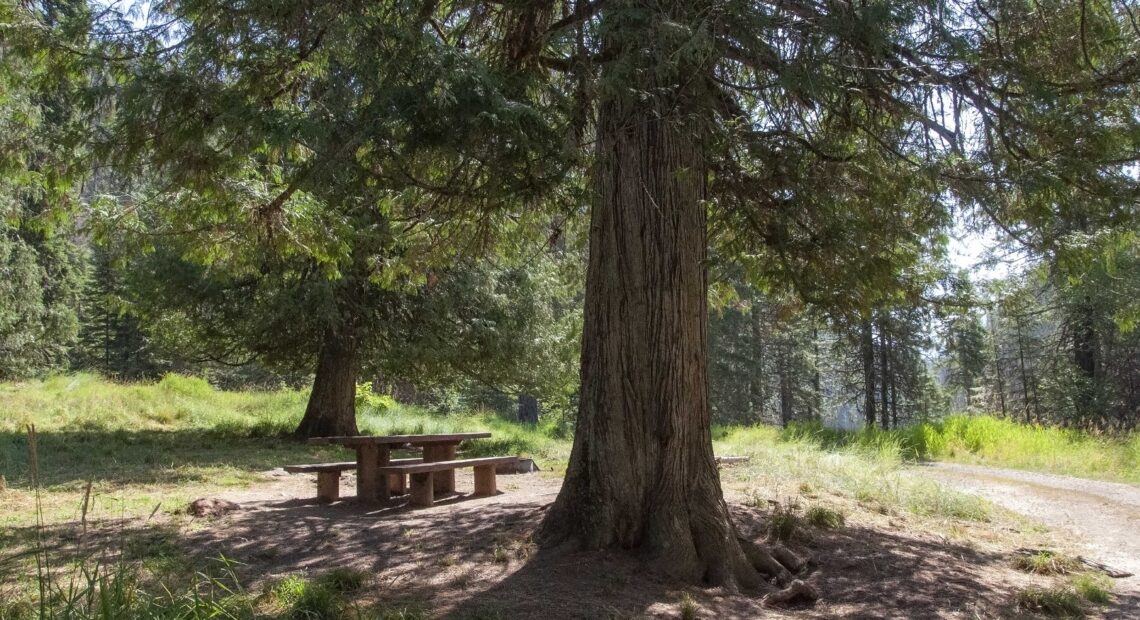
[
  {"x1": 0, "y1": 429, "x2": 371, "y2": 488},
  {"x1": 7, "y1": 489, "x2": 1138, "y2": 619}
]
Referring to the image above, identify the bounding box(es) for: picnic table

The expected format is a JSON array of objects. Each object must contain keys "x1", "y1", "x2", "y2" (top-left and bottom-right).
[{"x1": 306, "y1": 432, "x2": 492, "y2": 503}]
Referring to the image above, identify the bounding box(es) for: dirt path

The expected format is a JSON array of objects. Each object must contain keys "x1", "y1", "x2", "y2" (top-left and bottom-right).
[{"x1": 919, "y1": 463, "x2": 1140, "y2": 597}]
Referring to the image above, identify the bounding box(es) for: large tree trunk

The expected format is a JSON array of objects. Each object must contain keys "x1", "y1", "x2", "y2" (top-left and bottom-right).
[
  {"x1": 539, "y1": 15, "x2": 796, "y2": 588},
  {"x1": 295, "y1": 328, "x2": 359, "y2": 438}
]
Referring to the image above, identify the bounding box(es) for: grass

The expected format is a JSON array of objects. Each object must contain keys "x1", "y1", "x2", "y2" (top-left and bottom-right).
[
  {"x1": 780, "y1": 415, "x2": 1140, "y2": 484},
  {"x1": 804, "y1": 505, "x2": 845, "y2": 529},
  {"x1": 678, "y1": 592, "x2": 699, "y2": 620},
  {"x1": 3, "y1": 373, "x2": 1115, "y2": 617},
  {"x1": 1012, "y1": 550, "x2": 1082, "y2": 575},
  {"x1": 1016, "y1": 586, "x2": 1086, "y2": 618},
  {"x1": 1071, "y1": 573, "x2": 1112, "y2": 604},
  {"x1": 715, "y1": 425, "x2": 994, "y2": 524},
  {"x1": 0, "y1": 373, "x2": 569, "y2": 529}
]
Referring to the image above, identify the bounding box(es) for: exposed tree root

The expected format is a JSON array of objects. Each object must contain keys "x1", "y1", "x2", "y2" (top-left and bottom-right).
[
  {"x1": 761, "y1": 579, "x2": 820, "y2": 607},
  {"x1": 737, "y1": 536, "x2": 808, "y2": 586}
]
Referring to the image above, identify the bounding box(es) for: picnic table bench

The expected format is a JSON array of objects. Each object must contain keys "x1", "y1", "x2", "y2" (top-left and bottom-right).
[
  {"x1": 288, "y1": 432, "x2": 517, "y2": 506},
  {"x1": 377, "y1": 456, "x2": 519, "y2": 507},
  {"x1": 284, "y1": 458, "x2": 421, "y2": 502}
]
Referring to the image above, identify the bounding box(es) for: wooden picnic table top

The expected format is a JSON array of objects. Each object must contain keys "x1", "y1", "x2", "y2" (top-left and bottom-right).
[{"x1": 307, "y1": 432, "x2": 492, "y2": 447}]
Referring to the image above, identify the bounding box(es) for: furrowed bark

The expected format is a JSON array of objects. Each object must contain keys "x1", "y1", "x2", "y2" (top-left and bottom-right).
[{"x1": 539, "y1": 4, "x2": 798, "y2": 587}]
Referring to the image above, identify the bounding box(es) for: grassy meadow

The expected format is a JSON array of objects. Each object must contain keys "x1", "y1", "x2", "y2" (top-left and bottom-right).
[
  {"x1": 0, "y1": 373, "x2": 1134, "y2": 618},
  {"x1": 779, "y1": 415, "x2": 1140, "y2": 484}
]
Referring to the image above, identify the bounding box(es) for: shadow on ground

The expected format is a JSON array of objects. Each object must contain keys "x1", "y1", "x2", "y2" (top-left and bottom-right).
[
  {"x1": 0, "y1": 429, "x2": 360, "y2": 488},
  {"x1": 9, "y1": 487, "x2": 1139, "y2": 619}
]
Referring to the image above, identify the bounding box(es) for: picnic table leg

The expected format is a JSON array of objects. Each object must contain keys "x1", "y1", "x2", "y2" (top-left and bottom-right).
[
  {"x1": 473, "y1": 465, "x2": 497, "y2": 496},
  {"x1": 424, "y1": 444, "x2": 457, "y2": 494},
  {"x1": 356, "y1": 444, "x2": 390, "y2": 503},
  {"x1": 409, "y1": 472, "x2": 434, "y2": 507}
]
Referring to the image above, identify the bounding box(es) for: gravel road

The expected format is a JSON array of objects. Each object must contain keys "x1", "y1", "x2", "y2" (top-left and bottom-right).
[{"x1": 919, "y1": 462, "x2": 1140, "y2": 615}]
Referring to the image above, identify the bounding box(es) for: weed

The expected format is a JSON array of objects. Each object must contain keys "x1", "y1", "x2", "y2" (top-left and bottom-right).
[
  {"x1": 513, "y1": 537, "x2": 538, "y2": 560},
  {"x1": 1016, "y1": 586, "x2": 1085, "y2": 617},
  {"x1": 804, "y1": 505, "x2": 845, "y2": 529},
  {"x1": 1011, "y1": 550, "x2": 1081, "y2": 575},
  {"x1": 767, "y1": 501, "x2": 803, "y2": 542},
  {"x1": 492, "y1": 544, "x2": 509, "y2": 564},
  {"x1": 317, "y1": 567, "x2": 367, "y2": 593},
  {"x1": 1071, "y1": 573, "x2": 1112, "y2": 604},
  {"x1": 679, "y1": 592, "x2": 699, "y2": 620},
  {"x1": 273, "y1": 573, "x2": 347, "y2": 619},
  {"x1": 436, "y1": 554, "x2": 458, "y2": 567},
  {"x1": 450, "y1": 572, "x2": 472, "y2": 591}
]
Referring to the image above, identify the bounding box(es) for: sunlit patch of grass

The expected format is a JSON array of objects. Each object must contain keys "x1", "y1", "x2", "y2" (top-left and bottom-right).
[
  {"x1": 778, "y1": 415, "x2": 1140, "y2": 484},
  {"x1": 1012, "y1": 550, "x2": 1081, "y2": 575},
  {"x1": 717, "y1": 425, "x2": 994, "y2": 524},
  {"x1": 905, "y1": 481, "x2": 991, "y2": 521},
  {"x1": 1071, "y1": 573, "x2": 1112, "y2": 604}
]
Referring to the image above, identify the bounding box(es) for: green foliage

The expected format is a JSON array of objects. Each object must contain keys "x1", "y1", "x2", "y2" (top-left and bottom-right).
[
  {"x1": 355, "y1": 383, "x2": 396, "y2": 413},
  {"x1": 1016, "y1": 586, "x2": 1086, "y2": 618},
  {"x1": 781, "y1": 415, "x2": 1140, "y2": 484},
  {"x1": 765, "y1": 501, "x2": 804, "y2": 542},
  {"x1": 904, "y1": 481, "x2": 991, "y2": 522},
  {"x1": 678, "y1": 593, "x2": 699, "y2": 620},
  {"x1": 270, "y1": 571, "x2": 362, "y2": 620},
  {"x1": 2, "y1": 552, "x2": 254, "y2": 620},
  {"x1": 804, "y1": 505, "x2": 845, "y2": 529},
  {"x1": 717, "y1": 424, "x2": 995, "y2": 523},
  {"x1": 1071, "y1": 573, "x2": 1112, "y2": 605},
  {"x1": 0, "y1": 1, "x2": 94, "y2": 381},
  {"x1": 1012, "y1": 551, "x2": 1081, "y2": 576}
]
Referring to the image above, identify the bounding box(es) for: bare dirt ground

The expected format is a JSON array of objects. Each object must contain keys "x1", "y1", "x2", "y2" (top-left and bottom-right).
[
  {"x1": 919, "y1": 462, "x2": 1140, "y2": 615},
  {"x1": 121, "y1": 467, "x2": 1126, "y2": 618},
  {"x1": 15, "y1": 464, "x2": 1140, "y2": 618}
]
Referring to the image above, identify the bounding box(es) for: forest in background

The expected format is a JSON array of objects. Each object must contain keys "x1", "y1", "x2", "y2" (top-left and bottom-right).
[
  {"x1": 3, "y1": 0, "x2": 1138, "y2": 436},
  {"x1": 8, "y1": 200, "x2": 1139, "y2": 433}
]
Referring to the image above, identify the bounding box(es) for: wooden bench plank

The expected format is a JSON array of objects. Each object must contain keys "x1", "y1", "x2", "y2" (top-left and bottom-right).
[
  {"x1": 285, "y1": 458, "x2": 422, "y2": 502},
  {"x1": 308, "y1": 432, "x2": 491, "y2": 446},
  {"x1": 284, "y1": 458, "x2": 421, "y2": 474},
  {"x1": 284, "y1": 461, "x2": 356, "y2": 474},
  {"x1": 375, "y1": 456, "x2": 518, "y2": 475}
]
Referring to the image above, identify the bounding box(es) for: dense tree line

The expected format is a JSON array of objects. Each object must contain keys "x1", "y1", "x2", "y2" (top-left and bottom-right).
[{"x1": 4, "y1": 0, "x2": 1138, "y2": 591}]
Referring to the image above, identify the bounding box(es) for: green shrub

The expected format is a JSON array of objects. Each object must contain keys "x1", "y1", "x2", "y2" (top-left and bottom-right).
[
  {"x1": 767, "y1": 502, "x2": 803, "y2": 542},
  {"x1": 274, "y1": 574, "x2": 346, "y2": 619},
  {"x1": 804, "y1": 505, "x2": 845, "y2": 529},
  {"x1": 1071, "y1": 573, "x2": 1112, "y2": 604},
  {"x1": 1011, "y1": 550, "x2": 1081, "y2": 575},
  {"x1": 158, "y1": 373, "x2": 214, "y2": 398}
]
